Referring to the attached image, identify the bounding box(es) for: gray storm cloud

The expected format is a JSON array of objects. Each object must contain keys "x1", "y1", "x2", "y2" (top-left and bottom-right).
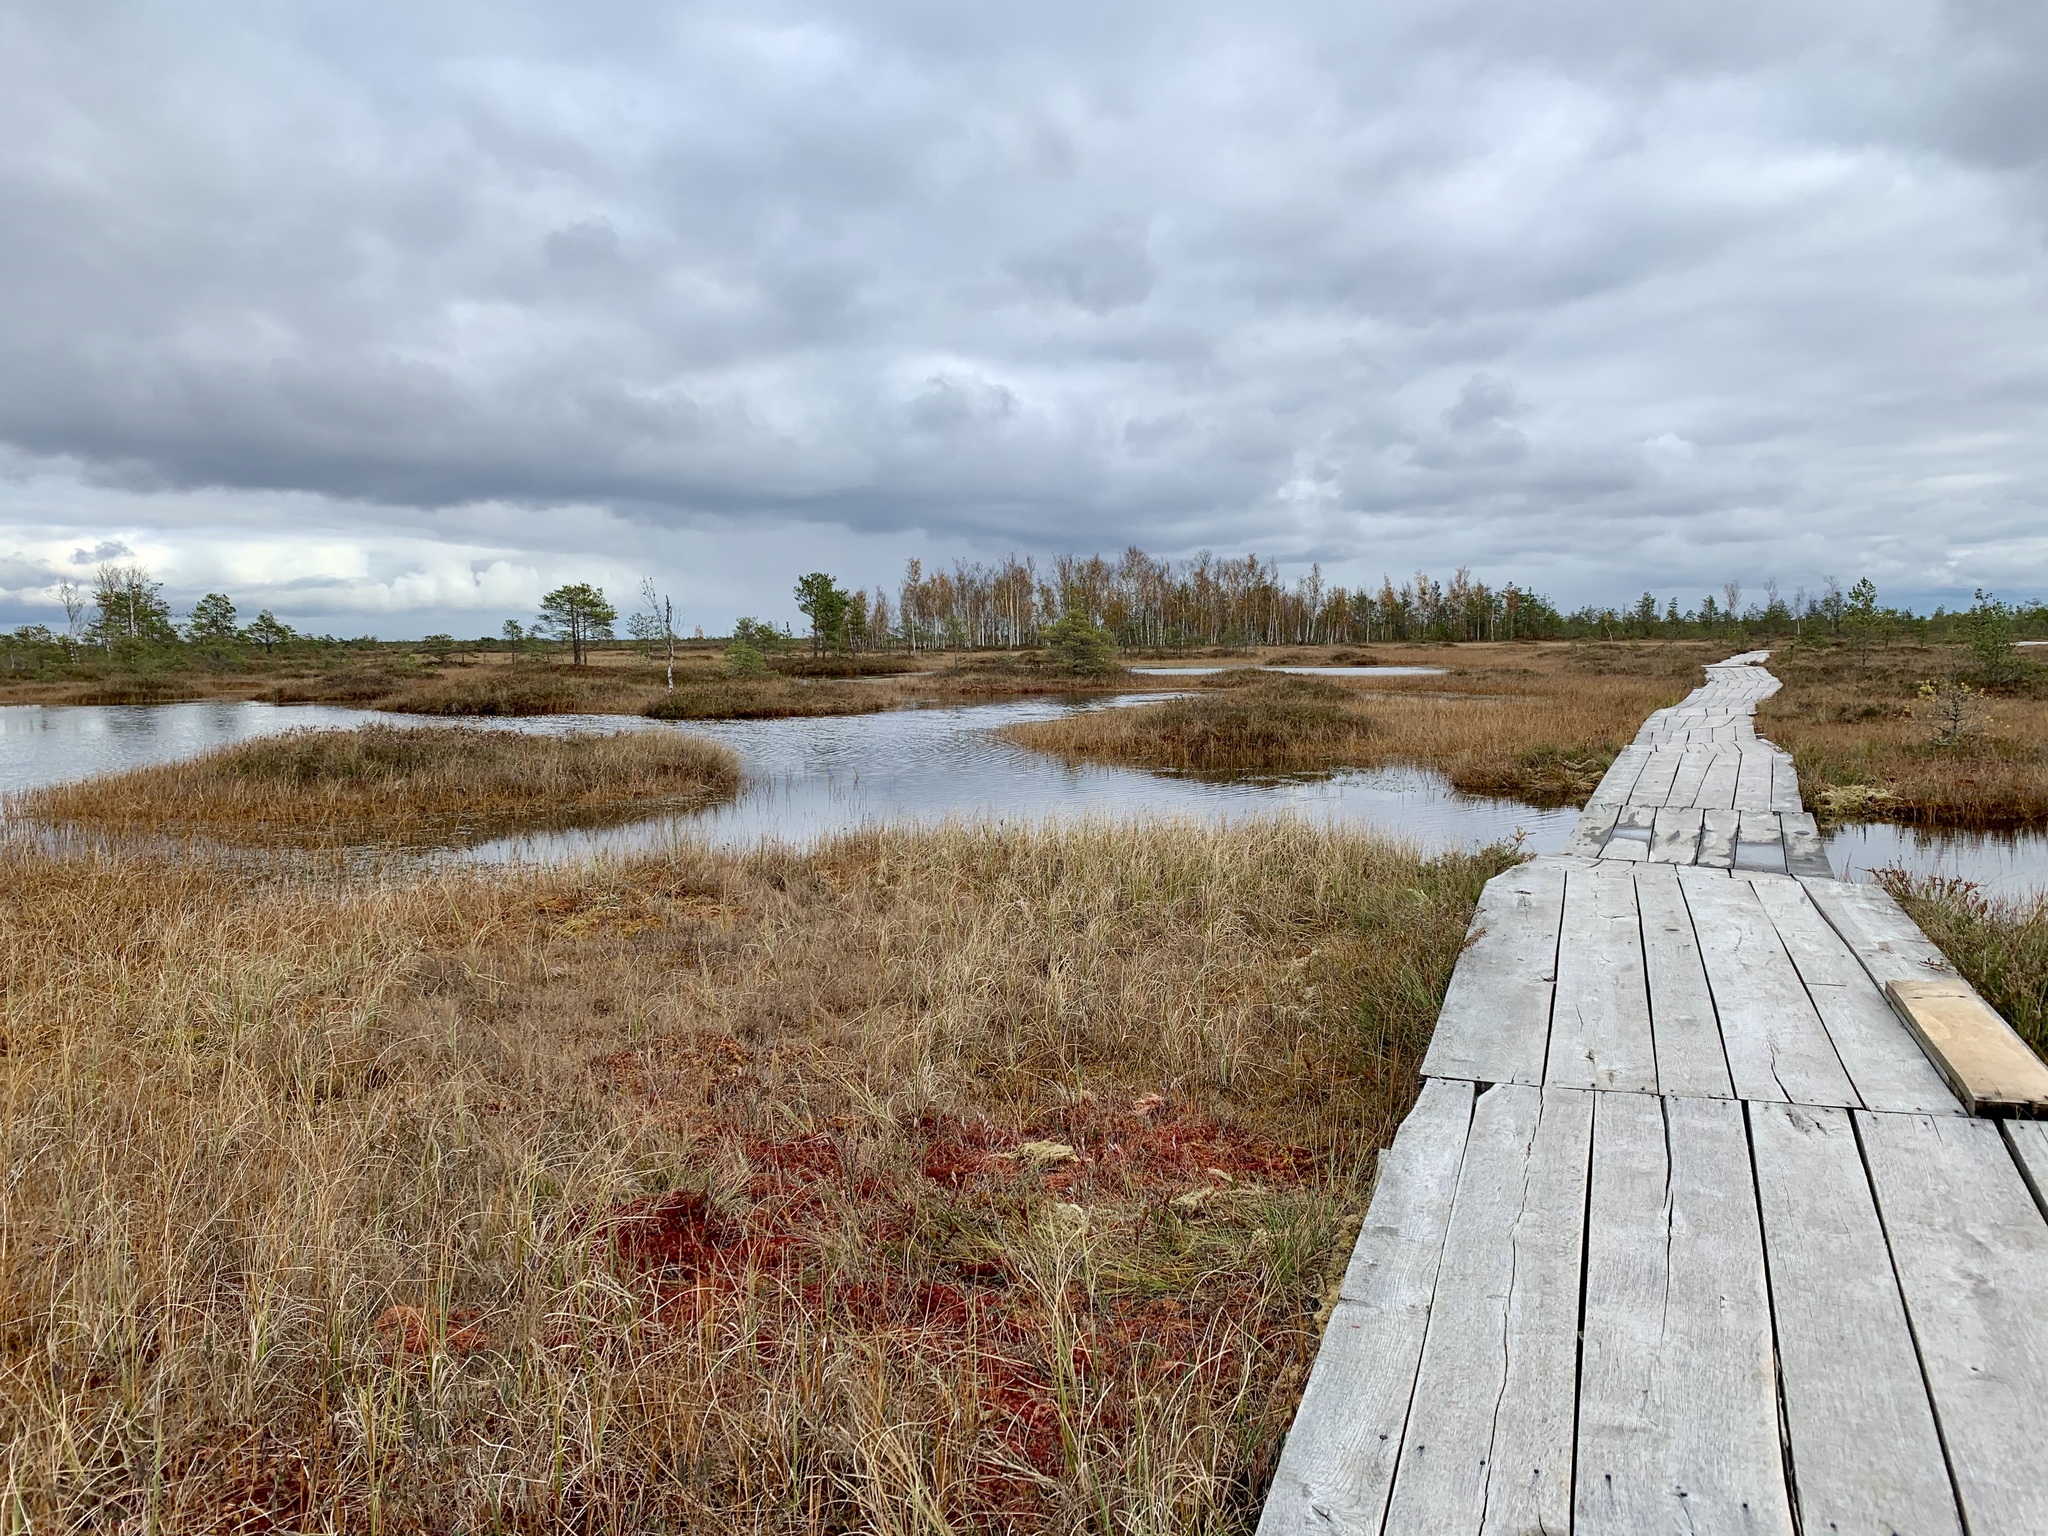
[{"x1": 0, "y1": 0, "x2": 2044, "y2": 630}]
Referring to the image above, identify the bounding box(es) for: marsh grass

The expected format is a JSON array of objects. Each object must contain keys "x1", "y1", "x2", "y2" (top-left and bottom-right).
[
  {"x1": 1758, "y1": 640, "x2": 2048, "y2": 827},
  {"x1": 999, "y1": 655, "x2": 1693, "y2": 805},
  {"x1": 11, "y1": 724, "x2": 743, "y2": 847},
  {"x1": 0, "y1": 821, "x2": 1512, "y2": 1532}
]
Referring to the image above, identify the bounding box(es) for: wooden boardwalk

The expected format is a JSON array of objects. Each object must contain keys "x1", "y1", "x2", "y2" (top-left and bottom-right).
[{"x1": 1260, "y1": 653, "x2": 2048, "y2": 1536}]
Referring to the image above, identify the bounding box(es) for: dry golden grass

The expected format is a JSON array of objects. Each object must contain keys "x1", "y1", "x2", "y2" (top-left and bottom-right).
[
  {"x1": 0, "y1": 821, "x2": 1511, "y2": 1533},
  {"x1": 999, "y1": 644, "x2": 1707, "y2": 805},
  {"x1": 11, "y1": 725, "x2": 743, "y2": 847},
  {"x1": 1757, "y1": 640, "x2": 2048, "y2": 827}
]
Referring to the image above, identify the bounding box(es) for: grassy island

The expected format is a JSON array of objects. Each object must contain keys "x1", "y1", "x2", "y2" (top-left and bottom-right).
[{"x1": 12, "y1": 724, "x2": 743, "y2": 847}]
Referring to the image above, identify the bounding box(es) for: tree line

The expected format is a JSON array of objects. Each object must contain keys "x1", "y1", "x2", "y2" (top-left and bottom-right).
[{"x1": 6, "y1": 553, "x2": 2043, "y2": 667}]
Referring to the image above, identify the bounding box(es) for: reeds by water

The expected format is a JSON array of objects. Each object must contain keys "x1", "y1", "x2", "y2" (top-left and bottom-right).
[{"x1": 0, "y1": 821, "x2": 1512, "y2": 1531}]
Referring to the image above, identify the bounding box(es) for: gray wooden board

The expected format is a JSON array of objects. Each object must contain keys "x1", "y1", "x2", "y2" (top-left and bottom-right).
[
  {"x1": 1744, "y1": 875, "x2": 1962, "y2": 1115},
  {"x1": 1696, "y1": 751, "x2": 1740, "y2": 809},
  {"x1": 1780, "y1": 810, "x2": 1832, "y2": 878},
  {"x1": 1587, "y1": 746, "x2": 1650, "y2": 809},
  {"x1": 1546, "y1": 864, "x2": 1657, "y2": 1093},
  {"x1": 1258, "y1": 1077, "x2": 1475, "y2": 1535},
  {"x1": 1633, "y1": 864, "x2": 1734, "y2": 1097},
  {"x1": 1617, "y1": 803, "x2": 1656, "y2": 832},
  {"x1": 1630, "y1": 749, "x2": 1682, "y2": 807},
  {"x1": 1597, "y1": 833, "x2": 1648, "y2": 862},
  {"x1": 1735, "y1": 749, "x2": 1776, "y2": 811},
  {"x1": 1649, "y1": 806, "x2": 1703, "y2": 863},
  {"x1": 1563, "y1": 804, "x2": 1619, "y2": 860},
  {"x1": 1679, "y1": 867, "x2": 1859, "y2": 1106},
  {"x1": 1734, "y1": 808, "x2": 1788, "y2": 872},
  {"x1": 1575, "y1": 1093, "x2": 1793, "y2": 1536},
  {"x1": 1698, "y1": 806, "x2": 1739, "y2": 867},
  {"x1": 1421, "y1": 862, "x2": 1565, "y2": 1086},
  {"x1": 1770, "y1": 752, "x2": 1802, "y2": 811},
  {"x1": 1749, "y1": 1103, "x2": 1962, "y2": 1536},
  {"x1": 2006, "y1": 1119, "x2": 2048, "y2": 1219},
  {"x1": 1799, "y1": 877, "x2": 1959, "y2": 989},
  {"x1": 1382, "y1": 1086, "x2": 1592, "y2": 1536},
  {"x1": 1859, "y1": 1111, "x2": 2048, "y2": 1535},
  {"x1": 1667, "y1": 746, "x2": 1713, "y2": 807}
]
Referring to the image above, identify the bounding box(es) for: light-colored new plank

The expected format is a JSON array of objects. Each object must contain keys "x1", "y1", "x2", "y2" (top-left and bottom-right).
[
  {"x1": 1633, "y1": 864, "x2": 1734, "y2": 1097},
  {"x1": 1744, "y1": 876, "x2": 1962, "y2": 1115},
  {"x1": 1679, "y1": 867, "x2": 1858, "y2": 1106},
  {"x1": 1750, "y1": 1103, "x2": 1962, "y2": 1536},
  {"x1": 1799, "y1": 876, "x2": 1958, "y2": 988},
  {"x1": 1886, "y1": 979, "x2": 2048, "y2": 1116},
  {"x1": 1780, "y1": 810, "x2": 1832, "y2": 878},
  {"x1": 1860, "y1": 1110, "x2": 2048, "y2": 1535},
  {"x1": 1697, "y1": 806, "x2": 1739, "y2": 868},
  {"x1": 1576, "y1": 1094, "x2": 1793, "y2": 1536},
  {"x1": 1546, "y1": 864, "x2": 1657, "y2": 1093},
  {"x1": 1258, "y1": 1078, "x2": 1475, "y2": 1535},
  {"x1": 1649, "y1": 806, "x2": 1703, "y2": 864},
  {"x1": 1382, "y1": 1086, "x2": 1592, "y2": 1536},
  {"x1": 1421, "y1": 862, "x2": 1565, "y2": 1086}
]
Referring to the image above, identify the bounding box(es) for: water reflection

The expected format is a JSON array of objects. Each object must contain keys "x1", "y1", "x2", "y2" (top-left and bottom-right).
[
  {"x1": 1127, "y1": 665, "x2": 1447, "y2": 677},
  {"x1": 1825, "y1": 822, "x2": 2048, "y2": 899},
  {"x1": 0, "y1": 698, "x2": 1569, "y2": 863}
]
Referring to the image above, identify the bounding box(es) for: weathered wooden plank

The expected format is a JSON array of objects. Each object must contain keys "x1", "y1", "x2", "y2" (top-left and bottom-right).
[
  {"x1": 1259, "y1": 1078, "x2": 1475, "y2": 1535},
  {"x1": 1733, "y1": 808, "x2": 1788, "y2": 872},
  {"x1": 1696, "y1": 806, "x2": 1739, "y2": 867},
  {"x1": 1799, "y1": 876, "x2": 1958, "y2": 988},
  {"x1": 1769, "y1": 752, "x2": 1802, "y2": 811},
  {"x1": 1886, "y1": 979, "x2": 2048, "y2": 1116},
  {"x1": 1382, "y1": 1086, "x2": 1591, "y2": 1536},
  {"x1": 1562, "y1": 803, "x2": 1619, "y2": 860},
  {"x1": 1667, "y1": 746, "x2": 1713, "y2": 808},
  {"x1": 1780, "y1": 810, "x2": 1832, "y2": 877},
  {"x1": 1421, "y1": 862, "x2": 1564, "y2": 1087},
  {"x1": 1633, "y1": 864, "x2": 1733, "y2": 1098},
  {"x1": 1648, "y1": 806, "x2": 1703, "y2": 863},
  {"x1": 1743, "y1": 875, "x2": 1962, "y2": 1115},
  {"x1": 1546, "y1": 864, "x2": 1657, "y2": 1093},
  {"x1": 2006, "y1": 1118, "x2": 2048, "y2": 1217},
  {"x1": 1585, "y1": 745, "x2": 1650, "y2": 810},
  {"x1": 1695, "y1": 750, "x2": 1740, "y2": 808},
  {"x1": 1734, "y1": 749, "x2": 1776, "y2": 811},
  {"x1": 1860, "y1": 1110, "x2": 2048, "y2": 1534},
  {"x1": 1576, "y1": 1094, "x2": 1792, "y2": 1536},
  {"x1": 1749, "y1": 1103, "x2": 1962, "y2": 1536},
  {"x1": 1630, "y1": 748, "x2": 1683, "y2": 807},
  {"x1": 1597, "y1": 832, "x2": 1648, "y2": 862},
  {"x1": 1679, "y1": 867, "x2": 1858, "y2": 1106}
]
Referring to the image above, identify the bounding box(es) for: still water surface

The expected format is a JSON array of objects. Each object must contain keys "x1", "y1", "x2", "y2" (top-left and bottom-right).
[
  {"x1": 0, "y1": 698, "x2": 1573, "y2": 863},
  {"x1": 4, "y1": 699, "x2": 2043, "y2": 892}
]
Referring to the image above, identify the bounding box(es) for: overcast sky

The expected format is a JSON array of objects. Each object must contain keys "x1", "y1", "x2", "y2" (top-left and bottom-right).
[{"x1": 2, "y1": 0, "x2": 2045, "y2": 636}]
